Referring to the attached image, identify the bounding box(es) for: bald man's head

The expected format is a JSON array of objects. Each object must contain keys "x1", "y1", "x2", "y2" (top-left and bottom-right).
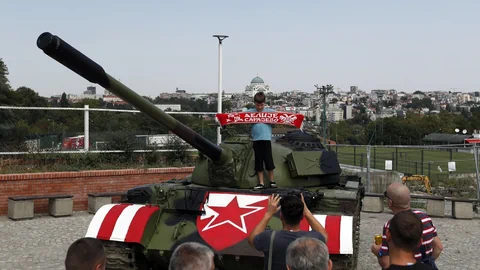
[{"x1": 386, "y1": 182, "x2": 411, "y2": 210}]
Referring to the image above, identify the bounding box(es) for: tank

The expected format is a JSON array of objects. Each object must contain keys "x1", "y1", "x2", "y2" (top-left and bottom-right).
[{"x1": 36, "y1": 32, "x2": 365, "y2": 270}]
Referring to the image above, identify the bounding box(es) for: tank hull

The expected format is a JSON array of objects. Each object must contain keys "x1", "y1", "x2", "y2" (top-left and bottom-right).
[{"x1": 86, "y1": 179, "x2": 364, "y2": 270}]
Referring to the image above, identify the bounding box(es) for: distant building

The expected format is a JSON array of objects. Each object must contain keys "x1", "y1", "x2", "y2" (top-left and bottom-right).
[
  {"x1": 155, "y1": 104, "x2": 181, "y2": 111},
  {"x1": 103, "y1": 89, "x2": 123, "y2": 103},
  {"x1": 412, "y1": 93, "x2": 425, "y2": 100},
  {"x1": 370, "y1": 90, "x2": 389, "y2": 101},
  {"x1": 67, "y1": 92, "x2": 103, "y2": 103},
  {"x1": 175, "y1": 87, "x2": 186, "y2": 94},
  {"x1": 343, "y1": 104, "x2": 353, "y2": 119},
  {"x1": 84, "y1": 86, "x2": 96, "y2": 95},
  {"x1": 245, "y1": 75, "x2": 271, "y2": 97},
  {"x1": 327, "y1": 104, "x2": 344, "y2": 122},
  {"x1": 350, "y1": 86, "x2": 358, "y2": 94}
]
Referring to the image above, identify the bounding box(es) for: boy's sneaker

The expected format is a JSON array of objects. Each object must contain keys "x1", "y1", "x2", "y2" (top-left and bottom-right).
[
  {"x1": 253, "y1": 184, "x2": 264, "y2": 190},
  {"x1": 270, "y1": 181, "x2": 277, "y2": 188}
]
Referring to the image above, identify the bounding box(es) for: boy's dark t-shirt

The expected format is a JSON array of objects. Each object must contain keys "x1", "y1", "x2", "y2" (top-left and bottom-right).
[
  {"x1": 253, "y1": 229, "x2": 326, "y2": 270},
  {"x1": 386, "y1": 263, "x2": 435, "y2": 270}
]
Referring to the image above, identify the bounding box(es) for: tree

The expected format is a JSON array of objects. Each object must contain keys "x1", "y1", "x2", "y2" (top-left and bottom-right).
[
  {"x1": 413, "y1": 90, "x2": 425, "y2": 96},
  {"x1": 405, "y1": 98, "x2": 434, "y2": 111},
  {"x1": 222, "y1": 100, "x2": 232, "y2": 112},
  {"x1": 0, "y1": 58, "x2": 18, "y2": 151},
  {"x1": 60, "y1": 92, "x2": 69, "y2": 107},
  {"x1": 15, "y1": 87, "x2": 48, "y2": 107},
  {"x1": 446, "y1": 103, "x2": 452, "y2": 112},
  {"x1": 0, "y1": 58, "x2": 15, "y2": 105},
  {"x1": 0, "y1": 58, "x2": 11, "y2": 90}
]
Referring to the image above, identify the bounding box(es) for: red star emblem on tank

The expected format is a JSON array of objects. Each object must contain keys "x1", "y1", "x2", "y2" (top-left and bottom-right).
[{"x1": 197, "y1": 192, "x2": 269, "y2": 251}]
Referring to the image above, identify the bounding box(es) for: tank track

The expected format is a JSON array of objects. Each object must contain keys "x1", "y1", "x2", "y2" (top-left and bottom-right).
[
  {"x1": 100, "y1": 196, "x2": 362, "y2": 270},
  {"x1": 350, "y1": 190, "x2": 362, "y2": 270},
  {"x1": 102, "y1": 241, "x2": 151, "y2": 270}
]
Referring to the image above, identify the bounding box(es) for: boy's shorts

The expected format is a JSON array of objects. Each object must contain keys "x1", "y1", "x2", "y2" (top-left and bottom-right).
[{"x1": 253, "y1": 140, "x2": 275, "y2": 172}]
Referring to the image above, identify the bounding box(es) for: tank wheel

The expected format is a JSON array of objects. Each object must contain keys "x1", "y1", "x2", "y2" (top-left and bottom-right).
[{"x1": 102, "y1": 241, "x2": 153, "y2": 270}]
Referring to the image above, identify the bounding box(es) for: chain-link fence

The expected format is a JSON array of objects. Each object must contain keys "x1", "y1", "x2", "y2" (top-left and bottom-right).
[{"x1": 328, "y1": 144, "x2": 480, "y2": 199}]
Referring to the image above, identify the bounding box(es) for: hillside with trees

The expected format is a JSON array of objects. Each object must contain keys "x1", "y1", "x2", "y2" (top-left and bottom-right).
[{"x1": 2, "y1": 57, "x2": 480, "y2": 172}]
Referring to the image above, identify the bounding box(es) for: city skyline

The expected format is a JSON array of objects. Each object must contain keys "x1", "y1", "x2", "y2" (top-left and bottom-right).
[{"x1": 2, "y1": 1, "x2": 479, "y2": 97}]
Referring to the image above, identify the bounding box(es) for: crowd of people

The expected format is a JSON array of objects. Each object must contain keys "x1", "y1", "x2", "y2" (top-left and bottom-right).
[{"x1": 64, "y1": 182, "x2": 443, "y2": 270}]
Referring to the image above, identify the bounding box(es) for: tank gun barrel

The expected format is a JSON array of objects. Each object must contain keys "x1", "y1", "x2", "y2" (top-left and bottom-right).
[{"x1": 36, "y1": 32, "x2": 230, "y2": 165}]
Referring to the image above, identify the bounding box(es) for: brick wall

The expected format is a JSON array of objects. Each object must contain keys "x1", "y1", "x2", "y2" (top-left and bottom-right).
[{"x1": 0, "y1": 167, "x2": 194, "y2": 216}]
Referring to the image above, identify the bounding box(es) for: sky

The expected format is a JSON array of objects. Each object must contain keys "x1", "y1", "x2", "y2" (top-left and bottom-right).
[{"x1": 2, "y1": 1, "x2": 480, "y2": 97}]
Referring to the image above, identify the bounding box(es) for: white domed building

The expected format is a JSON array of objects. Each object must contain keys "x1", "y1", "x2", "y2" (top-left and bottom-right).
[{"x1": 245, "y1": 75, "x2": 271, "y2": 97}]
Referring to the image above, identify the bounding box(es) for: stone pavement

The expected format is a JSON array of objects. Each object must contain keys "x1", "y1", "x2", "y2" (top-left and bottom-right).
[{"x1": 0, "y1": 206, "x2": 478, "y2": 270}]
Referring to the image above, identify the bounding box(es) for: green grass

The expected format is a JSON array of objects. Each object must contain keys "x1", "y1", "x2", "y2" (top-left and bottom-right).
[{"x1": 331, "y1": 145, "x2": 477, "y2": 183}]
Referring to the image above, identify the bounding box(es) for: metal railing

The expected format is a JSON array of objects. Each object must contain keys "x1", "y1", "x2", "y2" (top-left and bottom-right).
[
  {"x1": 0, "y1": 105, "x2": 217, "y2": 154},
  {"x1": 327, "y1": 143, "x2": 480, "y2": 200},
  {"x1": 2, "y1": 106, "x2": 479, "y2": 200}
]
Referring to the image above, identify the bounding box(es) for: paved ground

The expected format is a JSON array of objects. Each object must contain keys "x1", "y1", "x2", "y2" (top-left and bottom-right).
[{"x1": 0, "y1": 203, "x2": 478, "y2": 270}]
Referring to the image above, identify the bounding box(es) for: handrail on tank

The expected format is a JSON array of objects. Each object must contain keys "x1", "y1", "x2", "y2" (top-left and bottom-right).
[{"x1": 36, "y1": 32, "x2": 231, "y2": 165}]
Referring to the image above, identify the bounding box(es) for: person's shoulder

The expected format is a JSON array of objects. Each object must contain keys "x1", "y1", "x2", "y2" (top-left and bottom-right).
[
  {"x1": 412, "y1": 210, "x2": 434, "y2": 223},
  {"x1": 383, "y1": 218, "x2": 391, "y2": 228},
  {"x1": 303, "y1": 230, "x2": 326, "y2": 242},
  {"x1": 257, "y1": 230, "x2": 273, "y2": 238},
  {"x1": 412, "y1": 209, "x2": 428, "y2": 217},
  {"x1": 253, "y1": 230, "x2": 272, "y2": 243},
  {"x1": 253, "y1": 230, "x2": 273, "y2": 250}
]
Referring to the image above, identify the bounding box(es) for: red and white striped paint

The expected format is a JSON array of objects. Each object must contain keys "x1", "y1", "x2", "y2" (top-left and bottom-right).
[{"x1": 85, "y1": 204, "x2": 159, "y2": 244}]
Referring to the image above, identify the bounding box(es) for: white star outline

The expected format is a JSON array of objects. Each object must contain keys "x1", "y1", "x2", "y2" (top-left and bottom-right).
[{"x1": 199, "y1": 194, "x2": 269, "y2": 234}]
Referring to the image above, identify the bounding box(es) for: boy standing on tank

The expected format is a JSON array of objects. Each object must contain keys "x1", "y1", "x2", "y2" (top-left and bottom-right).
[{"x1": 246, "y1": 92, "x2": 277, "y2": 190}]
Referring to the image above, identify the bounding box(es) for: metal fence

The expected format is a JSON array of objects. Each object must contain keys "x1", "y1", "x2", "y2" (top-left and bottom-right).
[
  {"x1": 0, "y1": 105, "x2": 220, "y2": 173},
  {"x1": 327, "y1": 144, "x2": 480, "y2": 200},
  {"x1": 2, "y1": 106, "x2": 479, "y2": 200},
  {"x1": 0, "y1": 105, "x2": 218, "y2": 153}
]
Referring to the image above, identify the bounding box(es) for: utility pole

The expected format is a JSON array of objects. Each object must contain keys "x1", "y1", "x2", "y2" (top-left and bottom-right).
[
  {"x1": 213, "y1": 34, "x2": 229, "y2": 145},
  {"x1": 314, "y1": 84, "x2": 334, "y2": 145},
  {"x1": 378, "y1": 93, "x2": 384, "y2": 145}
]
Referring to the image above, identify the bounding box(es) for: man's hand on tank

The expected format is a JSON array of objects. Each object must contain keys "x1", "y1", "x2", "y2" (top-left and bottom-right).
[{"x1": 266, "y1": 194, "x2": 281, "y2": 217}]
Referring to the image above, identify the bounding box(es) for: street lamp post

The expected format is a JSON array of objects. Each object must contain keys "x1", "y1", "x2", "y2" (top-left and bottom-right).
[{"x1": 213, "y1": 34, "x2": 229, "y2": 145}]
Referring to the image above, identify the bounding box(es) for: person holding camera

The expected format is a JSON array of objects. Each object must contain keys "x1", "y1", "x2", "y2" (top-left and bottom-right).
[{"x1": 248, "y1": 194, "x2": 328, "y2": 270}]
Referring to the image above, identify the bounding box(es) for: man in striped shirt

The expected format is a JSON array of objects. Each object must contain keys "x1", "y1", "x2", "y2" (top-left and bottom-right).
[{"x1": 370, "y1": 183, "x2": 444, "y2": 269}]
